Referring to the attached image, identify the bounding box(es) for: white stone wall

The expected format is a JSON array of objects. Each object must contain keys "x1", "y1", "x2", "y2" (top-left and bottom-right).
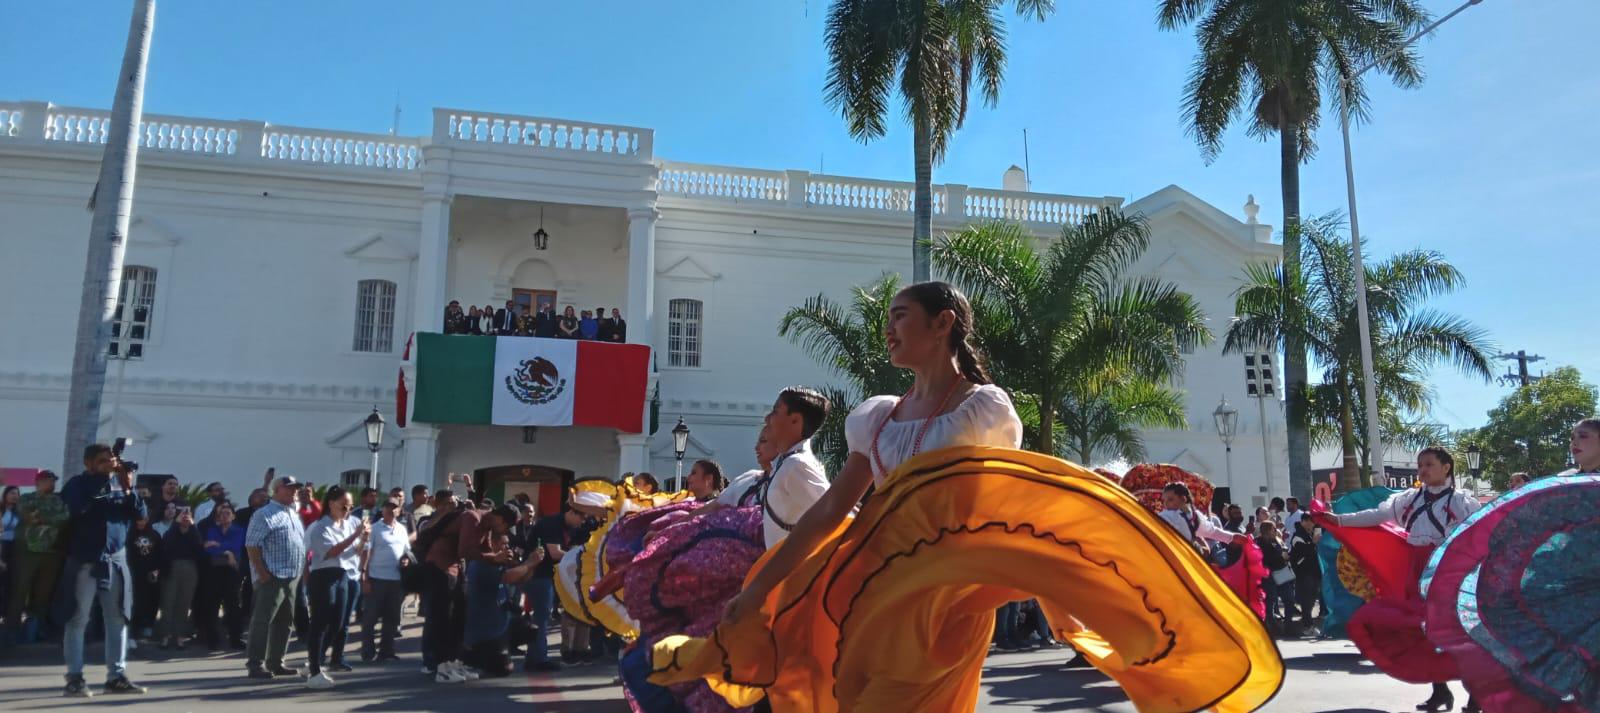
[{"x1": 0, "y1": 101, "x2": 1288, "y2": 503}]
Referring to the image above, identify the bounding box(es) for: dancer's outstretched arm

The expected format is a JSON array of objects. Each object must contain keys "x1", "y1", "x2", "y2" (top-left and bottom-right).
[{"x1": 723, "y1": 453, "x2": 874, "y2": 625}]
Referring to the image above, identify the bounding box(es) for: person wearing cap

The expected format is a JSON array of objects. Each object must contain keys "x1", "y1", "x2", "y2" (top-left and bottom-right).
[
  {"x1": 359, "y1": 497, "x2": 412, "y2": 662},
  {"x1": 193, "y1": 482, "x2": 228, "y2": 525},
  {"x1": 522, "y1": 504, "x2": 584, "y2": 672},
  {"x1": 7, "y1": 470, "x2": 67, "y2": 644},
  {"x1": 243, "y1": 474, "x2": 308, "y2": 681}
]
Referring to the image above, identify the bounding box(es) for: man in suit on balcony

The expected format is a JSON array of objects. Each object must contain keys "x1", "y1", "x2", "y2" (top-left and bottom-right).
[{"x1": 494, "y1": 301, "x2": 519, "y2": 336}]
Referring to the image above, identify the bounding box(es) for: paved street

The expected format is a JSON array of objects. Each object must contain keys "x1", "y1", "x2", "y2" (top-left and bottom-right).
[{"x1": 0, "y1": 613, "x2": 1432, "y2": 712}]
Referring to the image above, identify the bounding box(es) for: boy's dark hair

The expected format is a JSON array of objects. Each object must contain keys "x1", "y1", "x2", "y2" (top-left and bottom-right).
[
  {"x1": 1269, "y1": 497, "x2": 1286, "y2": 510},
  {"x1": 778, "y1": 386, "x2": 832, "y2": 439},
  {"x1": 84, "y1": 443, "x2": 113, "y2": 461},
  {"x1": 360, "y1": 487, "x2": 378, "y2": 497},
  {"x1": 411, "y1": 484, "x2": 430, "y2": 497},
  {"x1": 1162, "y1": 483, "x2": 1191, "y2": 501},
  {"x1": 1418, "y1": 446, "x2": 1455, "y2": 476}
]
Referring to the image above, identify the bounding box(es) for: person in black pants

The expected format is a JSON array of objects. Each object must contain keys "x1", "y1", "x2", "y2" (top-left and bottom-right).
[
  {"x1": 197, "y1": 503, "x2": 248, "y2": 650},
  {"x1": 1288, "y1": 516, "x2": 1323, "y2": 633},
  {"x1": 126, "y1": 515, "x2": 163, "y2": 641}
]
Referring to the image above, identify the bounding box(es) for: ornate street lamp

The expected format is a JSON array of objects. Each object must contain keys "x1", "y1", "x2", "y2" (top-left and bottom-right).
[
  {"x1": 533, "y1": 206, "x2": 549, "y2": 251},
  {"x1": 671, "y1": 416, "x2": 690, "y2": 492},
  {"x1": 1466, "y1": 444, "x2": 1483, "y2": 489},
  {"x1": 1213, "y1": 396, "x2": 1239, "y2": 487},
  {"x1": 364, "y1": 406, "x2": 385, "y2": 491}
]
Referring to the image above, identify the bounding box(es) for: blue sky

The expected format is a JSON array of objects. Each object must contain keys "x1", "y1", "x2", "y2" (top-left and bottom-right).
[{"x1": 3, "y1": 0, "x2": 1594, "y2": 430}]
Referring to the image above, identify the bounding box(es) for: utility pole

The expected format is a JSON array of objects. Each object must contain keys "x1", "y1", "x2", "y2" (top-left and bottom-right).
[{"x1": 1496, "y1": 350, "x2": 1545, "y2": 387}]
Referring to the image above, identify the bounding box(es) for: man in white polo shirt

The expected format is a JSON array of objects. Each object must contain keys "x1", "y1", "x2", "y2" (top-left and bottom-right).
[{"x1": 752, "y1": 387, "x2": 831, "y2": 549}]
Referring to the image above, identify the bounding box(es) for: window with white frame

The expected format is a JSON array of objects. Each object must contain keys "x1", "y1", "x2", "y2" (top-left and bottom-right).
[
  {"x1": 353, "y1": 279, "x2": 397, "y2": 353},
  {"x1": 110, "y1": 266, "x2": 157, "y2": 359},
  {"x1": 667, "y1": 298, "x2": 703, "y2": 367}
]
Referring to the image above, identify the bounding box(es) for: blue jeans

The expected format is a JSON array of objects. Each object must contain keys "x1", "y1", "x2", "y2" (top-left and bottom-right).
[
  {"x1": 306, "y1": 568, "x2": 357, "y2": 674},
  {"x1": 523, "y1": 577, "x2": 555, "y2": 666},
  {"x1": 463, "y1": 560, "x2": 509, "y2": 648},
  {"x1": 63, "y1": 562, "x2": 128, "y2": 679},
  {"x1": 994, "y1": 601, "x2": 1021, "y2": 646}
]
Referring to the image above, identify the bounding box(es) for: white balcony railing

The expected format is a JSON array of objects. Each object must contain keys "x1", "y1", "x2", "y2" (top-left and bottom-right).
[
  {"x1": 435, "y1": 108, "x2": 652, "y2": 160},
  {"x1": 1, "y1": 100, "x2": 1122, "y2": 228}
]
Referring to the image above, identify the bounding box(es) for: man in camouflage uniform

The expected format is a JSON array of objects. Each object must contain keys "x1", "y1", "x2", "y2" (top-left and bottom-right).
[{"x1": 9, "y1": 470, "x2": 68, "y2": 643}]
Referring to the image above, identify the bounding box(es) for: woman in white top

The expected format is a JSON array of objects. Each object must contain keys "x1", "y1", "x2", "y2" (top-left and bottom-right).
[
  {"x1": 654, "y1": 282, "x2": 1281, "y2": 713},
  {"x1": 1323, "y1": 447, "x2": 1481, "y2": 712},
  {"x1": 302, "y1": 486, "x2": 369, "y2": 688}
]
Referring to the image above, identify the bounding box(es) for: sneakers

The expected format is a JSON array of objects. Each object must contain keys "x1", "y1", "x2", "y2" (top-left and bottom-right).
[
  {"x1": 247, "y1": 667, "x2": 275, "y2": 680},
  {"x1": 103, "y1": 677, "x2": 148, "y2": 695},
  {"x1": 456, "y1": 662, "x2": 481, "y2": 681},
  {"x1": 63, "y1": 676, "x2": 92, "y2": 698},
  {"x1": 434, "y1": 663, "x2": 466, "y2": 684},
  {"x1": 420, "y1": 665, "x2": 436, "y2": 676},
  {"x1": 304, "y1": 672, "x2": 336, "y2": 689},
  {"x1": 267, "y1": 664, "x2": 302, "y2": 678},
  {"x1": 327, "y1": 661, "x2": 354, "y2": 673}
]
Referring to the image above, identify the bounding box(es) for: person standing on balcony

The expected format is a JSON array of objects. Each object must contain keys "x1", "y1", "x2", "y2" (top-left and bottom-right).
[
  {"x1": 466, "y1": 306, "x2": 483, "y2": 335},
  {"x1": 535, "y1": 304, "x2": 557, "y2": 338},
  {"x1": 596, "y1": 307, "x2": 615, "y2": 342},
  {"x1": 495, "y1": 300, "x2": 518, "y2": 336},
  {"x1": 579, "y1": 310, "x2": 599, "y2": 340},
  {"x1": 479, "y1": 304, "x2": 497, "y2": 335},
  {"x1": 516, "y1": 308, "x2": 537, "y2": 337},
  {"x1": 608, "y1": 308, "x2": 626, "y2": 343},
  {"x1": 557, "y1": 307, "x2": 580, "y2": 339}
]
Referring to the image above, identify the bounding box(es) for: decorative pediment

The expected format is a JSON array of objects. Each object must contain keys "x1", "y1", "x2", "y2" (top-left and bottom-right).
[
  {"x1": 1164, "y1": 448, "x2": 1212, "y2": 476},
  {"x1": 1125, "y1": 185, "x2": 1271, "y2": 259},
  {"x1": 648, "y1": 433, "x2": 716, "y2": 459},
  {"x1": 98, "y1": 410, "x2": 158, "y2": 442},
  {"x1": 324, "y1": 414, "x2": 402, "y2": 450},
  {"x1": 129, "y1": 216, "x2": 183, "y2": 247},
  {"x1": 657, "y1": 256, "x2": 721, "y2": 282},
  {"x1": 344, "y1": 234, "x2": 416, "y2": 263}
]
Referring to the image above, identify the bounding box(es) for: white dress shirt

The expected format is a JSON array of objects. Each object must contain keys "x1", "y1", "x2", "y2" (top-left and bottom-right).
[
  {"x1": 759, "y1": 440, "x2": 829, "y2": 549},
  {"x1": 716, "y1": 469, "x2": 766, "y2": 508},
  {"x1": 1160, "y1": 508, "x2": 1238, "y2": 544}
]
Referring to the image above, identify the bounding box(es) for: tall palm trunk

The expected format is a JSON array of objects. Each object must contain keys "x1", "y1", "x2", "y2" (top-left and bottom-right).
[
  {"x1": 912, "y1": 108, "x2": 934, "y2": 282},
  {"x1": 1336, "y1": 374, "x2": 1362, "y2": 492},
  {"x1": 61, "y1": 0, "x2": 155, "y2": 476},
  {"x1": 1037, "y1": 399, "x2": 1055, "y2": 456},
  {"x1": 1277, "y1": 103, "x2": 1312, "y2": 503}
]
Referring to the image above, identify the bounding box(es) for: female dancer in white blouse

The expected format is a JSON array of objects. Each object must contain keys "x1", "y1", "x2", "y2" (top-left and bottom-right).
[{"x1": 722, "y1": 281, "x2": 1020, "y2": 625}]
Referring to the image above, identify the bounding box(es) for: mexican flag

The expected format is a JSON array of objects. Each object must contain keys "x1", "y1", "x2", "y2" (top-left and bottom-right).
[{"x1": 409, "y1": 333, "x2": 651, "y2": 432}]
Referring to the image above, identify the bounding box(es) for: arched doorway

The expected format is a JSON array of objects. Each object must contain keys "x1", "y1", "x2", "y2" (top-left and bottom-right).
[{"x1": 473, "y1": 464, "x2": 574, "y2": 516}]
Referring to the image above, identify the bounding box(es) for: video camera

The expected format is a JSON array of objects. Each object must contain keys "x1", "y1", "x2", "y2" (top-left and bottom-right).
[{"x1": 112, "y1": 437, "x2": 139, "y2": 473}]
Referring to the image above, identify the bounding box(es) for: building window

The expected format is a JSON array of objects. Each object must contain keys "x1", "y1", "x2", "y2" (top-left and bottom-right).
[
  {"x1": 110, "y1": 266, "x2": 157, "y2": 359},
  {"x1": 667, "y1": 298, "x2": 703, "y2": 367},
  {"x1": 353, "y1": 279, "x2": 397, "y2": 353},
  {"x1": 340, "y1": 469, "x2": 368, "y2": 489}
]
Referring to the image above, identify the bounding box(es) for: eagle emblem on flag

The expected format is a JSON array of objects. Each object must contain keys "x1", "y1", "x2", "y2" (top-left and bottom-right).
[{"x1": 505, "y1": 356, "x2": 567, "y2": 405}]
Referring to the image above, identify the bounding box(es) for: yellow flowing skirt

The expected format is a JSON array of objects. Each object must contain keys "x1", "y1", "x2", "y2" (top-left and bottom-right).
[{"x1": 650, "y1": 446, "x2": 1283, "y2": 713}]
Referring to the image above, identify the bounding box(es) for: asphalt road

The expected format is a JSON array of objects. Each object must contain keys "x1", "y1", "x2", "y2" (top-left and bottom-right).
[{"x1": 0, "y1": 612, "x2": 1443, "y2": 712}]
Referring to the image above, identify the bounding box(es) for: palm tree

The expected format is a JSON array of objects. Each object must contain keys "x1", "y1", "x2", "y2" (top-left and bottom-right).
[
  {"x1": 63, "y1": 0, "x2": 155, "y2": 475},
  {"x1": 930, "y1": 214, "x2": 1210, "y2": 456},
  {"x1": 1157, "y1": 0, "x2": 1430, "y2": 499},
  {"x1": 824, "y1": 0, "x2": 1053, "y2": 282},
  {"x1": 1058, "y1": 373, "x2": 1188, "y2": 466},
  {"x1": 778, "y1": 274, "x2": 914, "y2": 472},
  {"x1": 1226, "y1": 212, "x2": 1493, "y2": 492}
]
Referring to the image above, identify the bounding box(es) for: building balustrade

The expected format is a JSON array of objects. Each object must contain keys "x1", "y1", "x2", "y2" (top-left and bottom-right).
[{"x1": 1, "y1": 99, "x2": 1123, "y2": 227}]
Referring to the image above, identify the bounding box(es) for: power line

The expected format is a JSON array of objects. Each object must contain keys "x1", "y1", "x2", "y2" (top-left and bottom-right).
[{"x1": 1495, "y1": 350, "x2": 1546, "y2": 388}]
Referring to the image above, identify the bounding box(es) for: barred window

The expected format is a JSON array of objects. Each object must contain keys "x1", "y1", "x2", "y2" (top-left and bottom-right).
[
  {"x1": 110, "y1": 266, "x2": 157, "y2": 359},
  {"x1": 667, "y1": 298, "x2": 703, "y2": 367},
  {"x1": 353, "y1": 279, "x2": 397, "y2": 353}
]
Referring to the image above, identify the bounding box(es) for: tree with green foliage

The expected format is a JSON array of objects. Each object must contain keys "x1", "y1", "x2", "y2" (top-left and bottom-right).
[
  {"x1": 824, "y1": 0, "x2": 1052, "y2": 281},
  {"x1": 1057, "y1": 372, "x2": 1188, "y2": 466},
  {"x1": 930, "y1": 215, "x2": 1210, "y2": 457},
  {"x1": 1157, "y1": 0, "x2": 1431, "y2": 500},
  {"x1": 1457, "y1": 367, "x2": 1597, "y2": 489},
  {"x1": 1226, "y1": 213, "x2": 1492, "y2": 492}
]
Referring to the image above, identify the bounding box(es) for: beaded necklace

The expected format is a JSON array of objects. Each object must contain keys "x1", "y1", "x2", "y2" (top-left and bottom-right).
[{"x1": 869, "y1": 379, "x2": 966, "y2": 477}]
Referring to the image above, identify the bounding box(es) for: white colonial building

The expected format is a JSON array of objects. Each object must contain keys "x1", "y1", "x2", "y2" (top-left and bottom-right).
[{"x1": 0, "y1": 100, "x2": 1289, "y2": 510}]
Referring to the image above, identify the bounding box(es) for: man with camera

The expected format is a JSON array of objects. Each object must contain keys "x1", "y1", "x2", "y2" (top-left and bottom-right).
[{"x1": 59, "y1": 442, "x2": 149, "y2": 698}]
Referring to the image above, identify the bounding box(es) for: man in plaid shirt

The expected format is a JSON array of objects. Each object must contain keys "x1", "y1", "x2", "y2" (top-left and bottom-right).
[{"x1": 244, "y1": 474, "x2": 308, "y2": 680}]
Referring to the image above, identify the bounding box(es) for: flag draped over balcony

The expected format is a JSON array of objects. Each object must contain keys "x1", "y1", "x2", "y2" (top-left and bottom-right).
[{"x1": 410, "y1": 333, "x2": 651, "y2": 432}]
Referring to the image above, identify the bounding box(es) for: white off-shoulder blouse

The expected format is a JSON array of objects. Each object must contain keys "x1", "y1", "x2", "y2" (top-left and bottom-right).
[{"x1": 844, "y1": 383, "x2": 1024, "y2": 485}]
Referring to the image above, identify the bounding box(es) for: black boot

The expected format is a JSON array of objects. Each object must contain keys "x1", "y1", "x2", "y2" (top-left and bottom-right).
[{"x1": 1417, "y1": 683, "x2": 1454, "y2": 712}]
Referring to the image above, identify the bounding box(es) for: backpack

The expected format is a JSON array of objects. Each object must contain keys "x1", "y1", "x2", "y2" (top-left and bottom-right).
[{"x1": 411, "y1": 509, "x2": 463, "y2": 567}]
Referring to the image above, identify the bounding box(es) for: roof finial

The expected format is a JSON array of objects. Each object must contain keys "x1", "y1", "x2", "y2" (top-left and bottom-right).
[{"x1": 1243, "y1": 194, "x2": 1259, "y2": 225}]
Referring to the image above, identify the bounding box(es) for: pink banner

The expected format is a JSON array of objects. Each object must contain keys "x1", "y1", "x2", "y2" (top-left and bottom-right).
[{"x1": 2, "y1": 467, "x2": 41, "y2": 487}]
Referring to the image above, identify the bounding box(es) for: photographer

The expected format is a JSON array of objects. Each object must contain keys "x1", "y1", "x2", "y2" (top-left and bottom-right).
[
  {"x1": 60, "y1": 442, "x2": 149, "y2": 697},
  {"x1": 460, "y1": 505, "x2": 543, "y2": 677}
]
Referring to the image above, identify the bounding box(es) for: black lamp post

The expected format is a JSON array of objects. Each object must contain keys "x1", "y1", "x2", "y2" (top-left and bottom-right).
[
  {"x1": 1213, "y1": 396, "x2": 1239, "y2": 486},
  {"x1": 1466, "y1": 444, "x2": 1483, "y2": 489},
  {"x1": 533, "y1": 206, "x2": 549, "y2": 251},
  {"x1": 364, "y1": 406, "x2": 385, "y2": 490},
  {"x1": 671, "y1": 416, "x2": 690, "y2": 492}
]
